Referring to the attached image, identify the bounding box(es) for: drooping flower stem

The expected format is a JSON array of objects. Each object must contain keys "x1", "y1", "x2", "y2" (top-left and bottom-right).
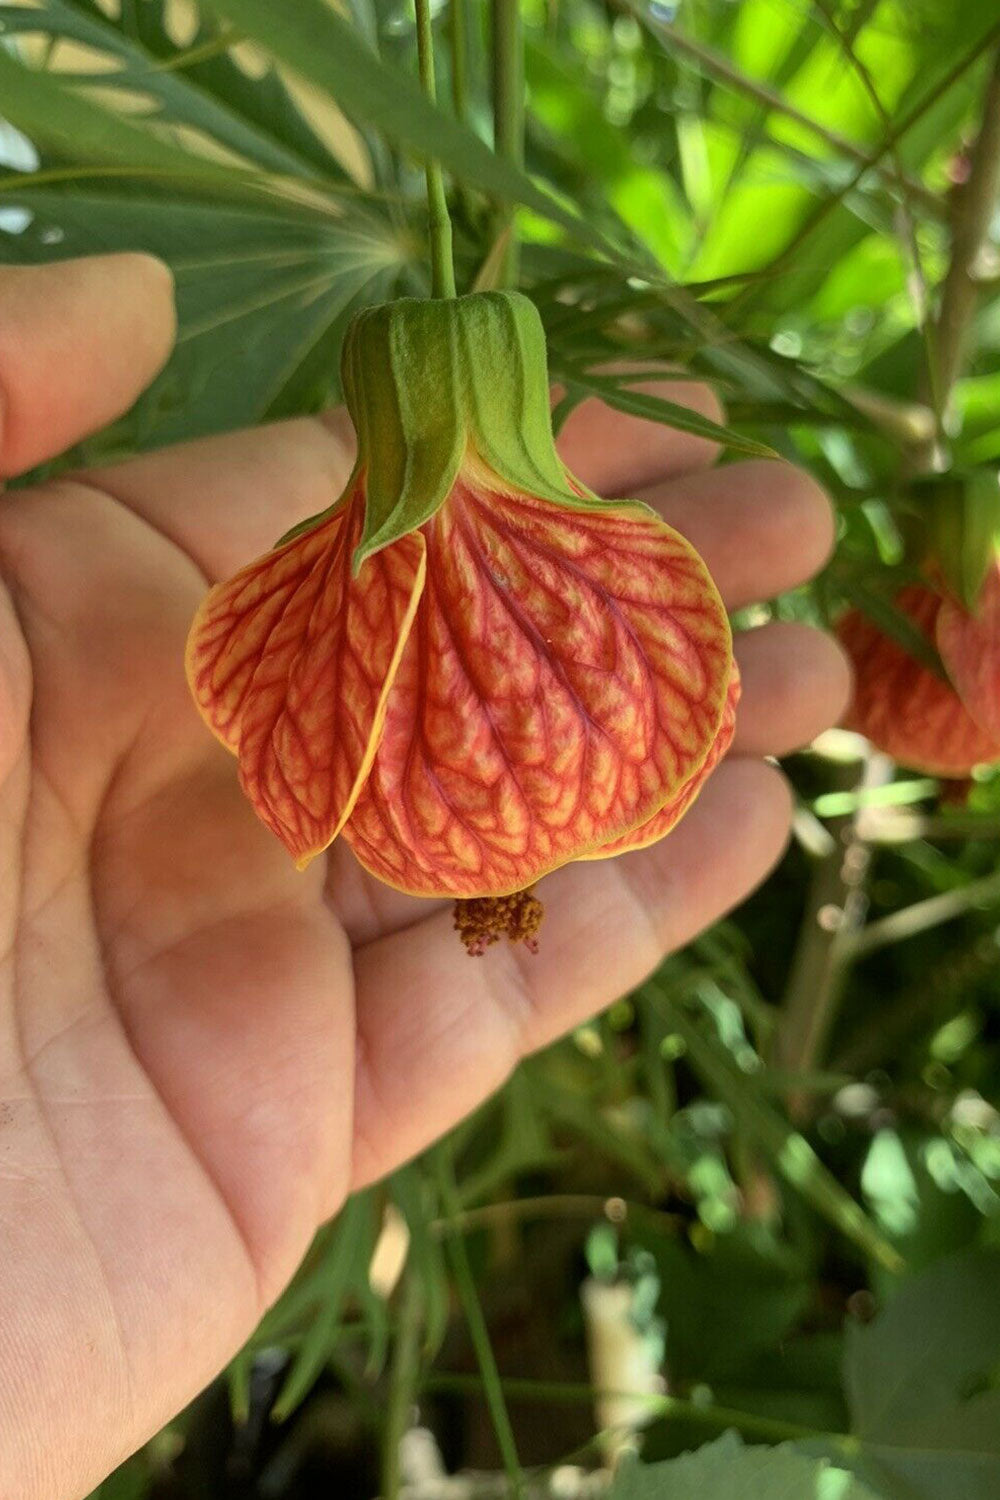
[
  {"x1": 491, "y1": 0, "x2": 524, "y2": 287},
  {"x1": 414, "y1": 0, "x2": 457, "y2": 298}
]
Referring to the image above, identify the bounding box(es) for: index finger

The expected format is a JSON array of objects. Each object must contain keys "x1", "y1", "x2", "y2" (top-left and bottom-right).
[{"x1": 0, "y1": 255, "x2": 175, "y2": 478}]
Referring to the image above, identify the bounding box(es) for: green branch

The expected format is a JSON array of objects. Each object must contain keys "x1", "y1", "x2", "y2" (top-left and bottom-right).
[{"x1": 928, "y1": 48, "x2": 1000, "y2": 439}]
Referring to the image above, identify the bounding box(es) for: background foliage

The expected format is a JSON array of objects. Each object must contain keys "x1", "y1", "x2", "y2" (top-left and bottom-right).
[{"x1": 2, "y1": 0, "x2": 1000, "y2": 1493}]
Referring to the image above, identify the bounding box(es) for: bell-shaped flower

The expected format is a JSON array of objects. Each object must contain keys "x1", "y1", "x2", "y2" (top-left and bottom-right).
[
  {"x1": 186, "y1": 292, "x2": 738, "y2": 907},
  {"x1": 838, "y1": 562, "x2": 1000, "y2": 775}
]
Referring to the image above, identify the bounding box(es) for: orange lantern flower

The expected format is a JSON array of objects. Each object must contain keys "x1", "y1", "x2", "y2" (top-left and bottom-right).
[
  {"x1": 838, "y1": 562, "x2": 1000, "y2": 775},
  {"x1": 186, "y1": 292, "x2": 738, "y2": 932}
]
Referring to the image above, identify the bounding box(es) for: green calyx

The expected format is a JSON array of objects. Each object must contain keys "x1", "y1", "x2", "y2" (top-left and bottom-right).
[{"x1": 341, "y1": 290, "x2": 588, "y2": 568}]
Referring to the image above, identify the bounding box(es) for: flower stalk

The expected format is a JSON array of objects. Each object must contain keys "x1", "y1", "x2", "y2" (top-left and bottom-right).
[
  {"x1": 450, "y1": 0, "x2": 469, "y2": 124},
  {"x1": 491, "y1": 0, "x2": 524, "y2": 287},
  {"x1": 414, "y1": 0, "x2": 457, "y2": 298}
]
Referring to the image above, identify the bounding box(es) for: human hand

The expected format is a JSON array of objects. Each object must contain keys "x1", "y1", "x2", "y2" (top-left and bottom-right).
[{"x1": 0, "y1": 255, "x2": 847, "y2": 1498}]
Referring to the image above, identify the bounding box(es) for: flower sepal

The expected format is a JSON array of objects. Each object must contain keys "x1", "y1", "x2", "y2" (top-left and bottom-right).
[{"x1": 343, "y1": 290, "x2": 643, "y2": 568}]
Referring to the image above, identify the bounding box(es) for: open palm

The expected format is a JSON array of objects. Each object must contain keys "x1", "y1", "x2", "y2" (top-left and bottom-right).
[{"x1": 0, "y1": 257, "x2": 847, "y2": 1499}]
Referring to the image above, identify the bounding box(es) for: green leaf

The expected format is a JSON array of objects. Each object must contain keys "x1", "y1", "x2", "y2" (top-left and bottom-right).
[
  {"x1": 551, "y1": 365, "x2": 780, "y2": 460},
  {"x1": 0, "y1": 0, "x2": 348, "y2": 182},
  {"x1": 648, "y1": 1226, "x2": 811, "y2": 1385},
  {"x1": 454, "y1": 1067, "x2": 558, "y2": 1209},
  {"x1": 390, "y1": 1164, "x2": 451, "y2": 1357},
  {"x1": 609, "y1": 1433, "x2": 882, "y2": 1499},
  {"x1": 271, "y1": 1193, "x2": 379, "y2": 1421},
  {"x1": 924, "y1": 469, "x2": 1000, "y2": 613},
  {"x1": 844, "y1": 1250, "x2": 1000, "y2": 1500},
  {"x1": 0, "y1": 44, "x2": 270, "y2": 204}
]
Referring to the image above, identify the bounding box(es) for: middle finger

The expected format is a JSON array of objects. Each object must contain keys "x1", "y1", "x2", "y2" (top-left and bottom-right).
[{"x1": 638, "y1": 457, "x2": 836, "y2": 610}]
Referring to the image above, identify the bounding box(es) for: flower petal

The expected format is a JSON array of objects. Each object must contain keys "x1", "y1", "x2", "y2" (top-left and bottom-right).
[
  {"x1": 186, "y1": 491, "x2": 426, "y2": 866},
  {"x1": 579, "y1": 664, "x2": 740, "y2": 859},
  {"x1": 937, "y1": 558, "x2": 1000, "y2": 743},
  {"x1": 343, "y1": 474, "x2": 732, "y2": 897},
  {"x1": 838, "y1": 586, "x2": 1000, "y2": 775}
]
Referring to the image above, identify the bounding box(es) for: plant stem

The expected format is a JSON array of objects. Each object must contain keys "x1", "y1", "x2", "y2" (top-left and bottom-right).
[
  {"x1": 381, "y1": 1270, "x2": 426, "y2": 1500},
  {"x1": 432, "y1": 1193, "x2": 682, "y2": 1239},
  {"x1": 434, "y1": 1143, "x2": 523, "y2": 1497},
  {"x1": 777, "y1": 54, "x2": 1000, "y2": 1096},
  {"x1": 773, "y1": 749, "x2": 894, "y2": 1116},
  {"x1": 860, "y1": 807, "x2": 1000, "y2": 842},
  {"x1": 414, "y1": 0, "x2": 457, "y2": 297},
  {"x1": 847, "y1": 865, "x2": 1000, "y2": 960},
  {"x1": 921, "y1": 46, "x2": 1000, "y2": 458},
  {"x1": 450, "y1": 0, "x2": 469, "y2": 123},
  {"x1": 492, "y1": 0, "x2": 524, "y2": 286},
  {"x1": 423, "y1": 1374, "x2": 855, "y2": 1451},
  {"x1": 811, "y1": 0, "x2": 938, "y2": 429}
]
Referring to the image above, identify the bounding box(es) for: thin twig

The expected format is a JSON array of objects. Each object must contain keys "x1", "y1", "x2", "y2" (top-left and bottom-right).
[
  {"x1": 724, "y1": 19, "x2": 1000, "y2": 322},
  {"x1": 431, "y1": 1195, "x2": 682, "y2": 1239},
  {"x1": 924, "y1": 47, "x2": 1000, "y2": 446},
  {"x1": 773, "y1": 751, "x2": 894, "y2": 1113},
  {"x1": 857, "y1": 807, "x2": 1000, "y2": 843},
  {"x1": 653, "y1": 20, "x2": 939, "y2": 215},
  {"x1": 810, "y1": 0, "x2": 937, "y2": 409},
  {"x1": 847, "y1": 866, "x2": 1000, "y2": 959}
]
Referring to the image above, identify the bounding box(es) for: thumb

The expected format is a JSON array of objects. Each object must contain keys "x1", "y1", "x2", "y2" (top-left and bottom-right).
[{"x1": 0, "y1": 253, "x2": 176, "y2": 478}]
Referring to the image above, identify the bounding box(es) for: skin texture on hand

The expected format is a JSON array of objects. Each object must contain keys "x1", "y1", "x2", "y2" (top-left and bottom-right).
[{"x1": 0, "y1": 255, "x2": 849, "y2": 1499}]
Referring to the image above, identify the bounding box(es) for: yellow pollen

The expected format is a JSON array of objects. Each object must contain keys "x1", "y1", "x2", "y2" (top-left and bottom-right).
[{"x1": 453, "y1": 887, "x2": 545, "y2": 957}]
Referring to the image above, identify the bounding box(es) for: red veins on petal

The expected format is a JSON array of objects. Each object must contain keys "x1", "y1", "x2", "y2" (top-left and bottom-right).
[
  {"x1": 582, "y1": 663, "x2": 740, "y2": 860},
  {"x1": 838, "y1": 585, "x2": 1000, "y2": 776},
  {"x1": 937, "y1": 558, "x2": 1000, "y2": 743},
  {"x1": 342, "y1": 475, "x2": 732, "y2": 898},
  {"x1": 186, "y1": 489, "x2": 426, "y2": 867}
]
